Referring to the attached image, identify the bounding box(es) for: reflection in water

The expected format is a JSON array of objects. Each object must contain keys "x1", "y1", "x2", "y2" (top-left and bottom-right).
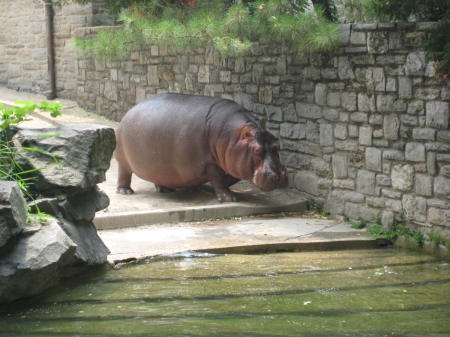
[{"x1": 0, "y1": 249, "x2": 449, "y2": 336}]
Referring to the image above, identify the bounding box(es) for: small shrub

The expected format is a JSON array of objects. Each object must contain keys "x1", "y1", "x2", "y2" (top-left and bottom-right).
[
  {"x1": 413, "y1": 231, "x2": 425, "y2": 247},
  {"x1": 350, "y1": 219, "x2": 366, "y2": 229},
  {"x1": 367, "y1": 224, "x2": 385, "y2": 236}
]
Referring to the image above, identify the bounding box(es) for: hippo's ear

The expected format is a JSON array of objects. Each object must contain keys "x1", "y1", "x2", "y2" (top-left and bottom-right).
[{"x1": 241, "y1": 124, "x2": 256, "y2": 141}]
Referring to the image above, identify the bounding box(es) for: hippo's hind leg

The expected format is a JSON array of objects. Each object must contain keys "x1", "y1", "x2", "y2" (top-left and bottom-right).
[
  {"x1": 206, "y1": 164, "x2": 241, "y2": 203},
  {"x1": 117, "y1": 164, "x2": 134, "y2": 195},
  {"x1": 154, "y1": 184, "x2": 175, "y2": 193}
]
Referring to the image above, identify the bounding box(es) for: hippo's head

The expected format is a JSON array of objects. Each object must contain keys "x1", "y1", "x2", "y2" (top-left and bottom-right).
[{"x1": 223, "y1": 121, "x2": 289, "y2": 192}]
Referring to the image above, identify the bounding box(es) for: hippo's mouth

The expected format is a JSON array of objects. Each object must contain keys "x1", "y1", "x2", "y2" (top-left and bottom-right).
[{"x1": 252, "y1": 171, "x2": 289, "y2": 192}]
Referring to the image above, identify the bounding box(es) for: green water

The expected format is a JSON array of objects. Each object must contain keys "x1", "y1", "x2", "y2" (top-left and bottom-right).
[{"x1": 1, "y1": 249, "x2": 449, "y2": 337}]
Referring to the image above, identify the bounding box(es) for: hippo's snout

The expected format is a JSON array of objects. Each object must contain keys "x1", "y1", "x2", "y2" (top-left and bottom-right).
[{"x1": 253, "y1": 167, "x2": 289, "y2": 192}]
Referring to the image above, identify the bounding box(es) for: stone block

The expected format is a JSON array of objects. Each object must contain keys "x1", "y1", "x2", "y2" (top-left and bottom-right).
[
  {"x1": 277, "y1": 56, "x2": 287, "y2": 75},
  {"x1": 427, "y1": 152, "x2": 437, "y2": 175},
  {"x1": 413, "y1": 128, "x2": 435, "y2": 141},
  {"x1": 376, "y1": 174, "x2": 391, "y2": 186},
  {"x1": 359, "y1": 126, "x2": 372, "y2": 146},
  {"x1": 358, "y1": 92, "x2": 376, "y2": 112},
  {"x1": 434, "y1": 176, "x2": 450, "y2": 199},
  {"x1": 342, "y1": 92, "x2": 357, "y2": 112},
  {"x1": 345, "y1": 202, "x2": 381, "y2": 222},
  {"x1": 259, "y1": 86, "x2": 273, "y2": 104},
  {"x1": 381, "y1": 210, "x2": 395, "y2": 232},
  {"x1": 426, "y1": 101, "x2": 449, "y2": 129},
  {"x1": 339, "y1": 24, "x2": 351, "y2": 45},
  {"x1": 407, "y1": 100, "x2": 424, "y2": 115},
  {"x1": 320, "y1": 124, "x2": 333, "y2": 147},
  {"x1": 280, "y1": 123, "x2": 306, "y2": 139},
  {"x1": 389, "y1": 32, "x2": 403, "y2": 50},
  {"x1": 198, "y1": 65, "x2": 210, "y2": 83},
  {"x1": 338, "y1": 56, "x2": 355, "y2": 80},
  {"x1": 333, "y1": 179, "x2": 355, "y2": 190},
  {"x1": 331, "y1": 154, "x2": 348, "y2": 179},
  {"x1": 376, "y1": 94, "x2": 395, "y2": 113},
  {"x1": 366, "y1": 147, "x2": 382, "y2": 172},
  {"x1": 350, "y1": 112, "x2": 368, "y2": 123},
  {"x1": 327, "y1": 92, "x2": 341, "y2": 107},
  {"x1": 383, "y1": 114, "x2": 400, "y2": 140},
  {"x1": 351, "y1": 31, "x2": 366, "y2": 45},
  {"x1": 405, "y1": 51, "x2": 426, "y2": 76},
  {"x1": 321, "y1": 68, "x2": 338, "y2": 79},
  {"x1": 357, "y1": 170, "x2": 377, "y2": 196},
  {"x1": 322, "y1": 108, "x2": 339, "y2": 122},
  {"x1": 335, "y1": 124, "x2": 347, "y2": 140},
  {"x1": 294, "y1": 171, "x2": 319, "y2": 196},
  {"x1": 386, "y1": 77, "x2": 397, "y2": 92},
  {"x1": 415, "y1": 174, "x2": 433, "y2": 197},
  {"x1": 403, "y1": 194, "x2": 427, "y2": 222},
  {"x1": 428, "y1": 208, "x2": 449, "y2": 226},
  {"x1": 398, "y1": 77, "x2": 412, "y2": 99},
  {"x1": 296, "y1": 103, "x2": 322, "y2": 120},
  {"x1": 405, "y1": 142, "x2": 425, "y2": 162},
  {"x1": 367, "y1": 31, "x2": 388, "y2": 54},
  {"x1": 366, "y1": 68, "x2": 385, "y2": 91},
  {"x1": 415, "y1": 88, "x2": 440, "y2": 100},
  {"x1": 391, "y1": 164, "x2": 414, "y2": 192},
  {"x1": 315, "y1": 83, "x2": 327, "y2": 106}
]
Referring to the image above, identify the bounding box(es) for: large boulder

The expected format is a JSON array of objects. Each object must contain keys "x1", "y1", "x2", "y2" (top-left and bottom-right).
[
  {"x1": 13, "y1": 124, "x2": 116, "y2": 192},
  {"x1": 0, "y1": 181, "x2": 27, "y2": 249},
  {"x1": 59, "y1": 219, "x2": 110, "y2": 266},
  {"x1": 0, "y1": 219, "x2": 76, "y2": 303},
  {"x1": 59, "y1": 186, "x2": 110, "y2": 222}
]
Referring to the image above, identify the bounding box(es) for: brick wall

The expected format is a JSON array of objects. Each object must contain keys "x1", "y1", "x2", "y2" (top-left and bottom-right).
[
  {"x1": 75, "y1": 22, "x2": 450, "y2": 237},
  {"x1": 0, "y1": 0, "x2": 92, "y2": 99}
]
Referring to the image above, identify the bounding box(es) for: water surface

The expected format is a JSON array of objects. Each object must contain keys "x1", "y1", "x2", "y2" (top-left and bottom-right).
[{"x1": 1, "y1": 249, "x2": 449, "y2": 336}]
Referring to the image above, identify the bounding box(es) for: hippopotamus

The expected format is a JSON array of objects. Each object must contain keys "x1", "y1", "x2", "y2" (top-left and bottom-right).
[{"x1": 114, "y1": 93, "x2": 289, "y2": 202}]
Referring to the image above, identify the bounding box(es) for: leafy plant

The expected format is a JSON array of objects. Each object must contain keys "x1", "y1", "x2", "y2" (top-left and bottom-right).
[
  {"x1": 350, "y1": 219, "x2": 366, "y2": 229},
  {"x1": 413, "y1": 231, "x2": 425, "y2": 247},
  {"x1": 428, "y1": 231, "x2": 442, "y2": 252},
  {"x1": 307, "y1": 198, "x2": 331, "y2": 217},
  {"x1": 0, "y1": 100, "x2": 63, "y2": 212},
  {"x1": 73, "y1": 0, "x2": 341, "y2": 60},
  {"x1": 367, "y1": 224, "x2": 384, "y2": 235}
]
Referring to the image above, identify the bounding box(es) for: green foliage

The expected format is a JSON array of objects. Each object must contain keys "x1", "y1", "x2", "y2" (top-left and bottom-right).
[
  {"x1": 428, "y1": 231, "x2": 442, "y2": 251},
  {"x1": 413, "y1": 231, "x2": 425, "y2": 247},
  {"x1": 0, "y1": 101, "x2": 63, "y2": 203},
  {"x1": 74, "y1": 0, "x2": 341, "y2": 60},
  {"x1": 444, "y1": 240, "x2": 450, "y2": 250},
  {"x1": 350, "y1": 219, "x2": 366, "y2": 229},
  {"x1": 367, "y1": 224, "x2": 384, "y2": 235},
  {"x1": 307, "y1": 198, "x2": 331, "y2": 217}
]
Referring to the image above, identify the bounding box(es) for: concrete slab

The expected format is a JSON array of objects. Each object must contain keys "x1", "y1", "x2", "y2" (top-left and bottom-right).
[{"x1": 97, "y1": 216, "x2": 384, "y2": 263}]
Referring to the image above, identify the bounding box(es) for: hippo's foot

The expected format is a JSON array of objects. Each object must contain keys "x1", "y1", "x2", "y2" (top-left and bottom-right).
[
  {"x1": 155, "y1": 184, "x2": 175, "y2": 193},
  {"x1": 117, "y1": 186, "x2": 134, "y2": 195},
  {"x1": 216, "y1": 189, "x2": 238, "y2": 203}
]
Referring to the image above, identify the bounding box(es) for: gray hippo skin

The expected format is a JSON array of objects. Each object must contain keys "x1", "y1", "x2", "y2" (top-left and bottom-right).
[{"x1": 114, "y1": 93, "x2": 289, "y2": 202}]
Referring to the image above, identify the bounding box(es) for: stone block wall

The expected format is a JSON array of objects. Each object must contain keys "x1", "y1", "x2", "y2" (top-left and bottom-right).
[
  {"x1": 75, "y1": 22, "x2": 450, "y2": 238},
  {"x1": 0, "y1": 0, "x2": 92, "y2": 99}
]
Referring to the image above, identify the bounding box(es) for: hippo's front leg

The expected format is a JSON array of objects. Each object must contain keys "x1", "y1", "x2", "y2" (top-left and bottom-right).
[{"x1": 206, "y1": 164, "x2": 241, "y2": 203}]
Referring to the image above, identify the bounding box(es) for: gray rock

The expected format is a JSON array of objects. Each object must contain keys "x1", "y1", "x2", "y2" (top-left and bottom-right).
[
  {"x1": 405, "y1": 142, "x2": 425, "y2": 162},
  {"x1": 383, "y1": 114, "x2": 400, "y2": 140},
  {"x1": 342, "y1": 92, "x2": 357, "y2": 112},
  {"x1": 315, "y1": 83, "x2": 327, "y2": 106},
  {"x1": 398, "y1": 77, "x2": 412, "y2": 99},
  {"x1": 402, "y1": 194, "x2": 427, "y2": 222},
  {"x1": 59, "y1": 187, "x2": 109, "y2": 222},
  {"x1": 311, "y1": 157, "x2": 330, "y2": 177},
  {"x1": 428, "y1": 208, "x2": 449, "y2": 226},
  {"x1": 356, "y1": 170, "x2": 377, "y2": 196},
  {"x1": 332, "y1": 154, "x2": 348, "y2": 179},
  {"x1": 296, "y1": 103, "x2": 322, "y2": 119},
  {"x1": 14, "y1": 124, "x2": 116, "y2": 192},
  {"x1": 415, "y1": 174, "x2": 432, "y2": 196},
  {"x1": 427, "y1": 152, "x2": 437, "y2": 175},
  {"x1": 345, "y1": 202, "x2": 380, "y2": 222},
  {"x1": 391, "y1": 164, "x2": 414, "y2": 192},
  {"x1": 426, "y1": 101, "x2": 449, "y2": 129},
  {"x1": 366, "y1": 147, "x2": 382, "y2": 172},
  {"x1": 413, "y1": 128, "x2": 435, "y2": 141},
  {"x1": 91, "y1": 13, "x2": 115, "y2": 26},
  {"x1": 338, "y1": 57, "x2": 355, "y2": 80},
  {"x1": 405, "y1": 51, "x2": 426, "y2": 76},
  {"x1": 376, "y1": 94, "x2": 395, "y2": 113},
  {"x1": 28, "y1": 198, "x2": 59, "y2": 216},
  {"x1": 359, "y1": 126, "x2": 372, "y2": 146},
  {"x1": 280, "y1": 123, "x2": 306, "y2": 140},
  {"x1": 358, "y1": 93, "x2": 376, "y2": 112},
  {"x1": 381, "y1": 211, "x2": 395, "y2": 232},
  {"x1": 320, "y1": 124, "x2": 333, "y2": 147},
  {"x1": 0, "y1": 219, "x2": 76, "y2": 303},
  {"x1": 0, "y1": 182, "x2": 27, "y2": 248},
  {"x1": 294, "y1": 171, "x2": 319, "y2": 196},
  {"x1": 366, "y1": 67, "x2": 385, "y2": 91},
  {"x1": 367, "y1": 31, "x2": 388, "y2": 54},
  {"x1": 59, "y1": 219, "x2": 110, "y2": 266},
  {"x1": 335, "y1": 124, "x2": 348, "y2": 140},
  {"x1": 434, "y1": 176, "x2": 450, "y2": 199}
]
